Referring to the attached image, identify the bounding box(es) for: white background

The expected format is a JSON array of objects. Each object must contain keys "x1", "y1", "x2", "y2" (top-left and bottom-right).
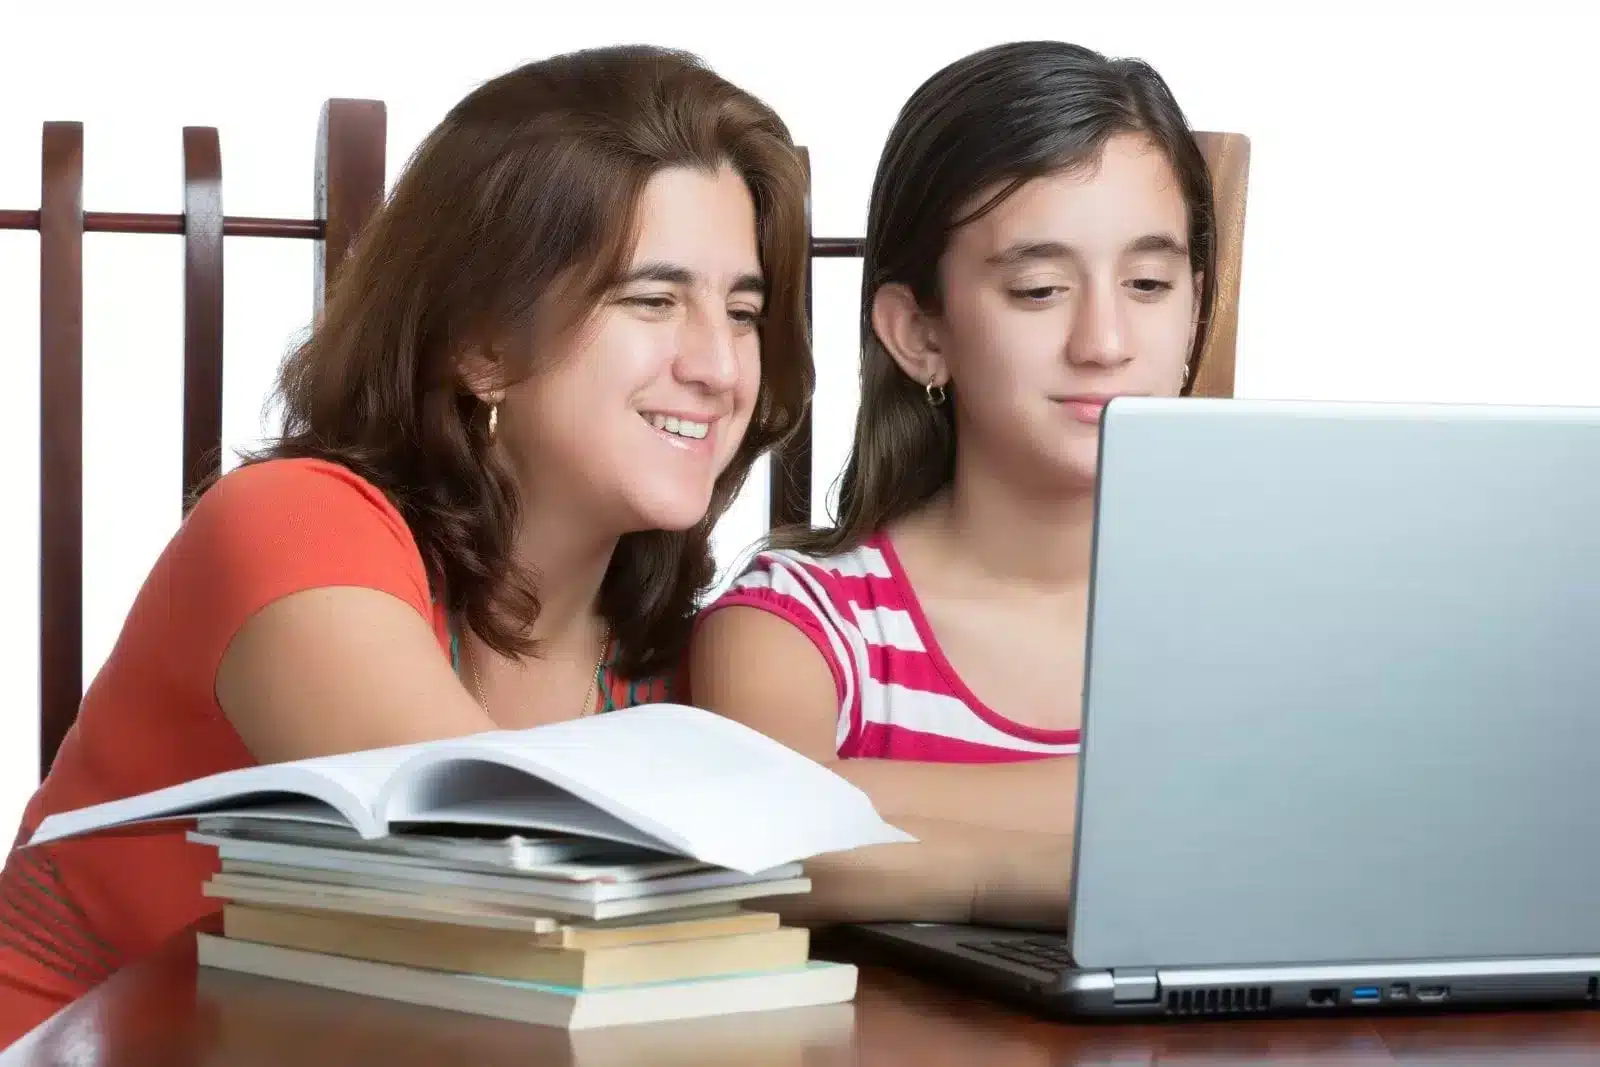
[{"x1": 1, "y1": 2, "x2": 1596, "y2": 839}]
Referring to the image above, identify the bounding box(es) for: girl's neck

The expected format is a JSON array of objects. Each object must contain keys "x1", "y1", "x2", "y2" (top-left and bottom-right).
[{"x1": 912, "y1": 452, "x2": 1098, "y2": 597}]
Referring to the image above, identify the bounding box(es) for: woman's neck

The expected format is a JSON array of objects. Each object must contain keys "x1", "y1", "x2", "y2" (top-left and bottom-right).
[{"x1": 508, "y1": 505, "x2": 619, "y2": 649}]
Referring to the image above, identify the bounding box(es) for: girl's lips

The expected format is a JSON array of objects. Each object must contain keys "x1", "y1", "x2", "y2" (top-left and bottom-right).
[{"x1": 1054, "y1": 395, "x2": 1121, "y2": 425}]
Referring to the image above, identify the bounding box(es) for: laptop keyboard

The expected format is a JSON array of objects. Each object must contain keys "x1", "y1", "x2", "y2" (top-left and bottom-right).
[{"x1": 957, "y1": 936, "x2": 1075, "y2": 971}]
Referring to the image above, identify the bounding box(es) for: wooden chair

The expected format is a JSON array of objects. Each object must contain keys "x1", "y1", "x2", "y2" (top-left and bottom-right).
[{"x1": 1, "y1": 100, "x2": 1250, "y2": 778}]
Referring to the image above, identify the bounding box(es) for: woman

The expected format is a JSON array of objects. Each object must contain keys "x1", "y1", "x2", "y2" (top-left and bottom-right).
[
  {"x1": 690, "y1": 40, "x2": 1217, "y2": 927},
  {"x1": 0, "y1": 44, "x2": 811, "y2": 1042}
]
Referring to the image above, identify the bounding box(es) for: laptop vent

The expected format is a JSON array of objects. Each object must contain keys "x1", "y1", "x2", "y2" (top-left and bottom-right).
[{"x1": 1165, "y1": 985, "x2": 1274, "y2": 1015}]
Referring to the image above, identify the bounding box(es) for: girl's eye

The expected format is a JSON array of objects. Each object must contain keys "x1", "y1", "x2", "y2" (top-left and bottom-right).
[{"x1": 1009, "y1": 285, "x2": 1065, "y2": 302}]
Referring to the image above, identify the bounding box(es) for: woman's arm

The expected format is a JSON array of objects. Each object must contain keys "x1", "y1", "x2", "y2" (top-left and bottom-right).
[
  {"x1": 216, "y1": 586, "x2": 498, "y2": 764},
  {"x1": 177, "y1": 460, "x2": 502, "y2": 766},
  {"x1": 689, "y1": 605, "x2": 1075, "y2": 925}
]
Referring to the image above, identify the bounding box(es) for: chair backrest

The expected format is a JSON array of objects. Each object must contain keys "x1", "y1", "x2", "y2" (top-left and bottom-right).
[
  {"x1": 4, "y1": 103, "x2": 1249, "y2": 777},
  {"x1": 7, "y1": 100, "x2": 389, "y2": 777}
]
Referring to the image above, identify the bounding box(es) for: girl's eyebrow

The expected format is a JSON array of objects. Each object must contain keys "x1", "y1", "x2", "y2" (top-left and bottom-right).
[{"x1": 985, "y1": 232, "x2": 1188, "y2": 267}]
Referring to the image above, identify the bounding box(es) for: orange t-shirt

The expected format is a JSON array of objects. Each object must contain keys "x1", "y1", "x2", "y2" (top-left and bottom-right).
[{"x1": 0, "y1": 457, "x2": 681, "y2": 1045}]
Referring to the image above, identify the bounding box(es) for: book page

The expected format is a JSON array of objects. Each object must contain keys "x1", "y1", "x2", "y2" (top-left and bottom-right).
[
  {"x1": 191, "y1": 817, "x2": 629, "y2": 870},
  {"x1": 197, "y1": 835, "x2": 801, "y2": 902},
  {"x1": 26, "y1": 736, "x2": 447, "y2": 847},
  {"x1": 189, "y1": 826, "x2": 708, "y2": 881},
  {"x1": 381, "y1": 705, "x2": 915, "y2": 874}
]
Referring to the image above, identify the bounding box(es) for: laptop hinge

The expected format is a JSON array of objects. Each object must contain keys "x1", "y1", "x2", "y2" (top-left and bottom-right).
[{"x1": 1111, "y1": 968, "x2": 1160, "y2": 1003}]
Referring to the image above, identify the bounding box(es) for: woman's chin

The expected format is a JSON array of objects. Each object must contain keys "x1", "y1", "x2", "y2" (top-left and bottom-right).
[{"x1": 617, "y1": 485, "x2": 718, "y2": 535}]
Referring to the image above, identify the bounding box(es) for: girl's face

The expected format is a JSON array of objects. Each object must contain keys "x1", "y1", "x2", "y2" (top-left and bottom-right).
[{"x1": 882, "y1": 132, "x2": 1201, "y2": 491}]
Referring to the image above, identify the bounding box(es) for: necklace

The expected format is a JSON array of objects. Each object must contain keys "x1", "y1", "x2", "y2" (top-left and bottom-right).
[{"x1": 465, "y1": 621, "x2": 612, "y2": 721}]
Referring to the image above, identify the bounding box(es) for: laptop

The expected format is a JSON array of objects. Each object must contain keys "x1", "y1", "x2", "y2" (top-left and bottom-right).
[{"x1": 844, "y1": 396, "x2": 1600, "y2": 1018}]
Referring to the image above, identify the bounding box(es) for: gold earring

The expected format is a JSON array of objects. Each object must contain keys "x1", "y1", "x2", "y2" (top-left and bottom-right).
[
  {"x1": 487, "y1": 403, "x2": 499, "y2": 441},
  {"x1": 925, "y1": 379, "x2": 947, "y2": 406}
]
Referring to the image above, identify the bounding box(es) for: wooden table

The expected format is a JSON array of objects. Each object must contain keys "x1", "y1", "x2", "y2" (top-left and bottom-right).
[{"x1": 7, "y1": 932, "x2": 1600, "y2": 1065}]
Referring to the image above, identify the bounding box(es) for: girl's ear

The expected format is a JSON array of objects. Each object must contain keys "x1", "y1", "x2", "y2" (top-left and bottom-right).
[{"x1": 871, "y1": 282, "x2": 950, "y2": 390}]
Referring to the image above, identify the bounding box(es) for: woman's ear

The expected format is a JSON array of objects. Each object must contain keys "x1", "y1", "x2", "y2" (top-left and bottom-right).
[
  {"x1": 870, "y1": 282, "x2": 949, "y2": 390},
  {"x1": 457, "y1": 342, "x2": 504, "y2": 406}
]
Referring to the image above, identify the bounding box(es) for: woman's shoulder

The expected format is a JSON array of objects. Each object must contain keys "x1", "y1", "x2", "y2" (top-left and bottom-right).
[
  {"x1": 189, "y1": 455, "x2": 408, "y2": 531},
  {"x1": 176, "y1": 455, "x2": 428, "y2": 591}
]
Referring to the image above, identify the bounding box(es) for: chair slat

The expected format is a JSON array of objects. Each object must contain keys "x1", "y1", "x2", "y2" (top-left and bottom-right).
[
  {"x1": 767, "y1": 146, "x2": 814, "y2": 531},
  {"x1": 39, "y1": 121, "x2": 85, "y2": 777},
  {"x1": 313, "y1": 99, "x2": 387, "y2": 311},
  {"x1": 181, "y1": 127, "x2": 224, "y2": 506},
  {"x1": 1192, "y1": 132, "x2": 1251, "y2": 399}
]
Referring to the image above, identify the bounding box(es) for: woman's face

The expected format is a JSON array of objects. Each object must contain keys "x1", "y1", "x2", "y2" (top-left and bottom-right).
[
  {"x1": 495, "y1": 162, "x2": 767, "y2": 535},
  {"x1": 896, "y1": 132, "x2": 1201, "y2": 490}
]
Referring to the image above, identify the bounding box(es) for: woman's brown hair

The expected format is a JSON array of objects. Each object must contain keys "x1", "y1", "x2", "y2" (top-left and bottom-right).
[
  {"x1": 776, "y1": 40, "x2": 1215, "y2": 560},
  {"x1": 237, "y1": 45, "x2": 813, "y2": 679}
]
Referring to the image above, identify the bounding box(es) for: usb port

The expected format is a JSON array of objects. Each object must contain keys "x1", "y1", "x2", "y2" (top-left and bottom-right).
[
  {"x1": 1389, "y1": 983, "x2": 1410, "y2": 999},
  {"x1": 1415, "y1": 985, "x2": 1449, "y2": 1002},
  {"x1": 1351, "y1": 986, "x2": 1380, "y2": 1003}
]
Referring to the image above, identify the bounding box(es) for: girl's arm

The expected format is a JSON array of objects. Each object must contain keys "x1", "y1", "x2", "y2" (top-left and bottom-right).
[{"x1": 689, "y1": 605, "x2": 1075, "y2": 925}]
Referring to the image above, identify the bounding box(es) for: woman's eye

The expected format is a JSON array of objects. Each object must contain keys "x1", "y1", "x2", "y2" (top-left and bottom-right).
[{"x1": 1128, "y1": 278, "x2": 1175, "y2": 294}]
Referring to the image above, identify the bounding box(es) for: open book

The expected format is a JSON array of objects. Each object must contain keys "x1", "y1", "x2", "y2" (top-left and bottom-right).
[{"x1": 24, "y1": 704, "x2": 915, "y2": 875}]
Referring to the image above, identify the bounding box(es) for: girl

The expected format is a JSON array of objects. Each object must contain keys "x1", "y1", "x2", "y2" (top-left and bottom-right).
[
  {"x1": 691, "y1": 40, "x2": 1218, "y2": 927},
  {"x1": 0, "y1": 44, "x2": 812, "y2": 1042}
]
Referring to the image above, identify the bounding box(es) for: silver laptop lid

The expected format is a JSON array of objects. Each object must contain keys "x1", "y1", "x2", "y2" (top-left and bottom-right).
[{"x1": 1068, "y1": 397, "x2": 1600, "y2": 971}]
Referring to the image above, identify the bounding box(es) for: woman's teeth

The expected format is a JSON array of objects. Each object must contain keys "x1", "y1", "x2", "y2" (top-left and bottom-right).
[{"x1": 644, "y1": 413, "x2": 709, "y2": 440}]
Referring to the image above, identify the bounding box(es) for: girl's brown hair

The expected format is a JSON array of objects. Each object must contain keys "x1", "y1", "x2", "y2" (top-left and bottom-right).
[
  {"x1": 243, "y1": 45, "x2": 813, "y2": 678},
  {"x1": 777, "y1": 40, "x2": 1215, "y2": 560}
]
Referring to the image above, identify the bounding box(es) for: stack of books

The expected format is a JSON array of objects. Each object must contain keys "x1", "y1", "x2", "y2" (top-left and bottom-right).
[{"x1": 24, "y1": 704, "x2": 914, "y2": 1029}]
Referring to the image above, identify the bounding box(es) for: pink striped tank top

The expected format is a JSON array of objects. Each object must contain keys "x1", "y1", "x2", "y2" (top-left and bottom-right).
[{"x1": 701, "y1": 532, "x2": 1081, "y2": 763}]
